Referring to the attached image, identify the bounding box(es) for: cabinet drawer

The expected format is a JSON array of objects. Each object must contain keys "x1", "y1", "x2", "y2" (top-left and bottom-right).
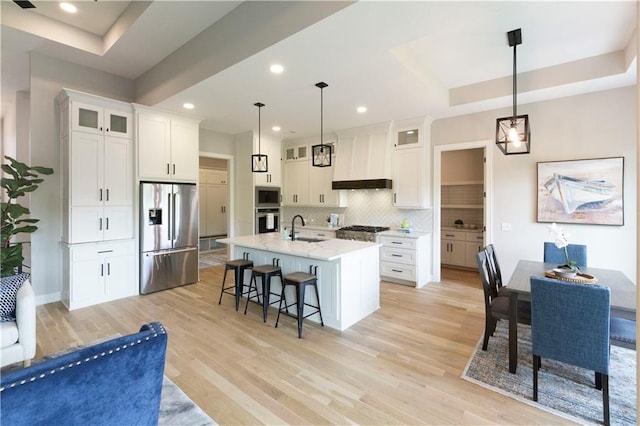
[
  {"x1": 380, "y1": 262, "x2": 416, "y2": 281},
  {"x1": 465, "y1": 232, "x2": 483, "y2": 242},
  {"x1": 441, "y1": 231, "x2": 465, "y2": 241},
  {"x1": 380, "y1": 247, "x2": 415, "y2": 265},
  {"x1": 380, "y1": 235, "x2": 416, "y2": 249},
  {"x1": 71, "y1": 240, "x2": 135, "y2": 261}
]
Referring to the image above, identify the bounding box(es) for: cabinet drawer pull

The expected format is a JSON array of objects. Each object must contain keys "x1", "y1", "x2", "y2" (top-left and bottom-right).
[
  {"x1": 173, "y1": 164, "x2": 176, "y2": 175},
  {"x1": 444, "y1": 234, "x2": 455, "y2": 237},
  {"x1": 99, "y1": 218, "x2": 102, "y2": 230},
  {"x1": 391, "y1": 254, "x2": 402, "y2": 257},
  {"x1": 391, "y1": 241, "x2": 403, "y2": 244},
  {"x1": 106, "y1": 189, "x2": 109, "y2": 201},
  {"x1": 100, "y1": 264, "x2": 104, "y2": 276},
  {"x1": 392, "y1": 269, "x2": 403, "y2": 273},
  {"x1": 97, "y1": 250, "x2": 114, "y2": 254},
  {"x1": 106, "y1": 217, "x2": 109, "y2": 230},
  {"x1": 167, "y1": 163, "x2": 170, "y2": 175},
  {"x1": 107, "y1": 262, "x2": 111, "y2": 275}
]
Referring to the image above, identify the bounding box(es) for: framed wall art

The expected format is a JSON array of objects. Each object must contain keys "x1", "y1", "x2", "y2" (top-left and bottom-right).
[{"x1": 537, "y1": 157, "x2": 624, "y2": 225}]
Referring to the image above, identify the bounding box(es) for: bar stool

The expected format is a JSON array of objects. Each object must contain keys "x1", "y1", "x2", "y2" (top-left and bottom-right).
[
  {"x1": 244, "y1": 258, "x2": 283, "y2": 322},
  {"x1": 276, "y1": 266, "x2": 324, "y2": 338},
  {"x1": 218, "y1": 252, "x2": 253, "y2": 311}
]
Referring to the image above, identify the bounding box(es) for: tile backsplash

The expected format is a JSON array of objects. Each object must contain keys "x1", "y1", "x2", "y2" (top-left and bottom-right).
[
  {"x1": 441, "y1": 184, "x2": 484, "y2": 228},
  {"x1": 282, "y1": 189, "x2": 433, "y2": 232}
]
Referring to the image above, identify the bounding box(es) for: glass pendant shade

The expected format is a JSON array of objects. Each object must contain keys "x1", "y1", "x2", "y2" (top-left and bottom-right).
[
  {"x1": 496, "y1": 114, "x2": 530, "y2": 155},
  {"x1": 312, "y1": 81, "x2": 331, "y2": 167},
  {"x1": 251, "y1": 102, "x2": 268, "y2": 173}
]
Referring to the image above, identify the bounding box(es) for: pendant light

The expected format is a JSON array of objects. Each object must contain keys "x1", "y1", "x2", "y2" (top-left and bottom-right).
[
  {"x1": 312, "y1": 81, "x2": 332, "y2": 167},
  {"x1": 496, "y1": 28, "x2": 531, "y2": 155},
  {"x1": 251, "y1": 102, "x2": 268, "y2": 173}
]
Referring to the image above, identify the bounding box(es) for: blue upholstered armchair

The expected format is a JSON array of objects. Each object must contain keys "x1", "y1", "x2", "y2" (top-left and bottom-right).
[
  {"x1": 530, "y1": 276, "x2": 610, "y2": 426},
  {"x1": 543, "y1": 242, "x2": 587, "y2": 267}
]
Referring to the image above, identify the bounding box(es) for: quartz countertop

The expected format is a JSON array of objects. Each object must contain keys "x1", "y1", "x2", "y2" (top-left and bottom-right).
[
  {"x1": 380, "y1": 230, "x2": 432, "y2": 239},
  {"x1": 218, "y1": 233, "x2": 380, "y2": 261}
]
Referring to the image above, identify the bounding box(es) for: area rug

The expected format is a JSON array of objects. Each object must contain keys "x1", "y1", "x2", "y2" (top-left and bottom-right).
[
  {"x1": 199, "y1": 248, "x2": 227, "y2": 268},
  {"x1": 160, "y1": 376, "x2": 216, "y2": 425},
  {"x1": 462, "y1": 321, "x2": 636, "y2": 425}
]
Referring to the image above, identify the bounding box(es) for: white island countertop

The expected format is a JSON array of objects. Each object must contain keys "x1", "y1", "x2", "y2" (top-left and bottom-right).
[{"x1": 217, "y1": 233, "x2": 380, "y2": 261}]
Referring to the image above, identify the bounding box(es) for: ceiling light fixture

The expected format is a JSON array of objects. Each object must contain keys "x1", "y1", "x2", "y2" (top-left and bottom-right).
[
  {"x1": 496, "y1": 28, "x2": 531, "y2": 155},
  {"x1": 270, "y1": 64, "x2": 284, "y2": 74},
  {"x1": 60, "y1": 2, "x2": 77, "y2": 13},
  {"x1": 183, "y1": 103, "x2": 194, "y2": 110},
  {"x1": 272, "y1": 126, "x2": 281, "y2": 132},
  {"x1": 251, "y1": 102, "x2": 268, "y2": 173},
  {"x1": 357, "y1": 106, "x2": 367, "y2": 113},
  {"x1": 312, "y1": 82, "x2": 331, "y2": 167}
]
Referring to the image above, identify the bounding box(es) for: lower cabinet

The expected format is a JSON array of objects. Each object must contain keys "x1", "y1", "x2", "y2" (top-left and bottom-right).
[
  {"x1": 441, "y1": 230, "x2": 483, "y2": 268},
  {"x1": 62, "y1": 239, "x2": 136, "y2": 310},
  {"x1": 379, "y1": 232, "x2": 431, "y2": 288}
]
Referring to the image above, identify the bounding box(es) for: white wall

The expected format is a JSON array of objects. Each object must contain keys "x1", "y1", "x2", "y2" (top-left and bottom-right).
[
  {"x1": 200, "y1": 128, "x2": 234, "y2": 156},
  {"x1": 28, "y1": 53, "x2": 134, "y2": 303},
  {"x1": 432, "y1": 86, "x2": 637, "y2": 282}
]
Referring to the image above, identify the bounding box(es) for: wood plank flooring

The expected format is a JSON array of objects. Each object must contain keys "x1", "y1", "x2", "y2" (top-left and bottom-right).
[{"x1": 35, "y1": 266, "x2": 572, "y2": 425}]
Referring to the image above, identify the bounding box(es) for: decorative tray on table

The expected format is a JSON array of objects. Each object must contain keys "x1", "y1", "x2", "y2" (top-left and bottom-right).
[{"x1": 544, "y1": 270, "x2": 598, "y2": 284}]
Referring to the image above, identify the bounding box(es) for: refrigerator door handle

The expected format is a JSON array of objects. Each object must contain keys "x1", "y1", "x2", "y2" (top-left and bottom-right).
[
  {"x1": 167, "y1": 192, "x2": 172, "y2": 241},
  {"x1": 172, "y1": 192, "x2": 177, "y2": 242},
  {"x1": 143, "y1": 247, "x2": 197, "y2": 256}
]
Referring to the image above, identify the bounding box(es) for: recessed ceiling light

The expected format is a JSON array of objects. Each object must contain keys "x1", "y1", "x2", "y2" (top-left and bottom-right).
[
  {"x1": 60, "y1": 2, "x2": 77, "y2": 13},
  {"x1": 406, "y1": 130, "x2": 414, "y2": 134},
  {"x1": 270, "y1": 64, "x2": 284, "y2": 74},
  {"x1": 183, "y1": 103, "x2": 194, "y2": 110},
  {"x1": 357, "y1": 106, "x2": 367, "y2": 113},
  {"x1": 272, "y1": 126, "x2": 281, "y2": 132}
]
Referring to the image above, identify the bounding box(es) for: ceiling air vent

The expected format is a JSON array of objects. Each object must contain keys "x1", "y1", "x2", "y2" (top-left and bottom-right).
[{"x1": 13, "y1": 1, "x2": 36, "y2": 9}]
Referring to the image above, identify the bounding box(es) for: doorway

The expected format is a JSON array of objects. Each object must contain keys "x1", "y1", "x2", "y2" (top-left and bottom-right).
[{"x1": 433, "y1": 140, "x2": 493, "y2": 282}]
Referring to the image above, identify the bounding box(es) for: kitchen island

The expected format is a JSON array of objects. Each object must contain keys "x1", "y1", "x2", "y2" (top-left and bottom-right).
[{"x1": 217, "y1": 233, "x2": 381, "y2": 331}]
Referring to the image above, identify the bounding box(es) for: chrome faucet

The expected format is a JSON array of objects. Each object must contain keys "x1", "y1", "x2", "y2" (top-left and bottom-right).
[{"x1": 290, "y1": 215, "x2": 306, "y2": 241}]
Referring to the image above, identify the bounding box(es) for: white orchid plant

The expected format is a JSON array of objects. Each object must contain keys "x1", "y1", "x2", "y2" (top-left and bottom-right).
[{"x1": 548, "y1": 223, "x2": 579, "y2": 271}]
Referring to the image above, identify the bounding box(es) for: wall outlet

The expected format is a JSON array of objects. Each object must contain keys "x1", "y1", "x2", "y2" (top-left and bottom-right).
[{"x1": 501, "y1": 223, "x2": 512, "y2": 231}]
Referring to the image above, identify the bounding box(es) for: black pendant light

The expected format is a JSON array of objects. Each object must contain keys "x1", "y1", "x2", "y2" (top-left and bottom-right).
[
  {"x1": 312, "y1": 82, "x2": 332, "y2": 167},
  {"x1": 496, "y1": 28, "x2": 531, "y2": 155},
  {"x1": 251, "y1": 102, "x2": 268, "y2": 173}
]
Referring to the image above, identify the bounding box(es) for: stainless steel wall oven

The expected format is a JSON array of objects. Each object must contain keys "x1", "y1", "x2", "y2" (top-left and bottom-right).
[{"x1": 255, "y1": 208, "x2": 280, "y2": 234}]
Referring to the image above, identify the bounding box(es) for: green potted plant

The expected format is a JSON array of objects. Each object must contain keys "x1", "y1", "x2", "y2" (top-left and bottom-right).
[{"x1": 1, "y1": 156, "x2": 54, "y2": 277}]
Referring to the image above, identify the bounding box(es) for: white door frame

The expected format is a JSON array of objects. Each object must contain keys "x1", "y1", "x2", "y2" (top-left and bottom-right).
[
  {"x1": 432, "y1": 140, "x2": 493, "y2": 282},
  {"x1": 199, "y1": 151, "x2": 235, "y2": 238}
]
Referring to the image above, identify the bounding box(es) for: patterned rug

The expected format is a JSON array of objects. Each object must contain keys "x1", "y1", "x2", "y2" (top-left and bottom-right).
[
  {"x1": 160, "y1": 376, "x2": 215, "y2": 425},
  {"x1": 199, "y1": 248, "x2": 227, "y2": 268},
  {"x1": 462, "y1": 321, "x2": 636, "y2": 425}
]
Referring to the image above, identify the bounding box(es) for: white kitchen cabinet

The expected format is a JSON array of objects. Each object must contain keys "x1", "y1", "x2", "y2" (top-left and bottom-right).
[
  {"x1": 284, "y1": 144, "x2": 309, "y2": 162},
  {"x1": 393, "y1": 147, "x2": 428, "y2": 208},
  {"x1": 282, "y1": 160, "x2": 309, "y2": 205},
  {"x1": 71, "y1": 101, "x2": 132, "y2": 139},
  {"x1": 380, "y1": 232, "x2": 431, "y2": 288},
  {"x1": 58, "y1": 90, "x2": 133, "y2": 245},
  {"x1": 136, "y1": 109, "x2": 200, "y2": 182},
  {"x1": 200, "y1": 169, "x2": 227, "y2": 185},
  {"x1": 441, "y1": 230, "x2": 466, "y2": 267},
  {"x1": 253, "y1": 135, "x2": 281, "y2": 187},
  {"x1": 308, "y1": 161, "x2": 347, "y2": 207},
  {"x1": 394, "y1": 127, "x2": 421, "y2": 149},
  {"x1": 62, "y1": 240, "x2": 136, "y2": 310}
]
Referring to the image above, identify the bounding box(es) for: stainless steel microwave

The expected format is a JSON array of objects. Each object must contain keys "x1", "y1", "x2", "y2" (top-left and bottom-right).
[{"x1": 255, "y1": 186, "x2": 280, "y2": 207}]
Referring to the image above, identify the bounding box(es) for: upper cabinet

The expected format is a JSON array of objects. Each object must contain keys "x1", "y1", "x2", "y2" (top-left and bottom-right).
[
  {"x1": 57, "y1": 89, "x2": 134, "y2": 245},
  {"x1": 392, "y1": 117, "x2": 431, "y2": 209},
  {"x1": 136, "y1": 107, "x2": 200, "y2": 182},
  {"x1": 284, "y1": 144, "x2": 309, "y2": 162},
  {"x1": 253, "y1": 134, "x2": 281, "y2": 187},
  {"x1": 334, "y1": 123, "x2": 392, "y2": 182},
  {"x1": 71, "y1": 102, "x2": 132, "y2": 139}
]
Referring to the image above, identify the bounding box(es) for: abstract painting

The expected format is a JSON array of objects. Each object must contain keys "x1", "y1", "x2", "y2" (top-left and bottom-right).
[{"x1": 537, "y1": 157, "x2": 624, "y2": 225}]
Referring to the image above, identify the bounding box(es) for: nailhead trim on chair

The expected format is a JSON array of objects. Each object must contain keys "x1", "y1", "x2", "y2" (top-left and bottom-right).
[{"x1": 0, "y1": 323, "x2": 166, "y2": 392}]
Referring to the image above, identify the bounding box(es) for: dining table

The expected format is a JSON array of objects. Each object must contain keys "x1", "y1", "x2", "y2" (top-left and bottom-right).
[{"x1": 506, "y1": 259, "x2": 637, "y2": 374}]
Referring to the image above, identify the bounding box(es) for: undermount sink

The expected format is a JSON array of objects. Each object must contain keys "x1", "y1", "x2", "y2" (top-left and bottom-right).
[{"x1": 294, "y1": 237, "x2": 325, "y2": 243}]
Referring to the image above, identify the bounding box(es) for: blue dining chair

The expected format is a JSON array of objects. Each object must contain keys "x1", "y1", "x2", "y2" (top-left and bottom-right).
[
  {"x1": 543, "y1": 242, "x2": 587, "y2": 267},
  {"x1": 530, "y1": 276, "x2": 610, "y2": 426}
]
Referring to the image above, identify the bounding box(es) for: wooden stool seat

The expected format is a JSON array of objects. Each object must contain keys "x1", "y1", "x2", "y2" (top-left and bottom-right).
[
  {"x1": 244, "y1": 258, "x2": 283, "y2": 322},
  {"x1": 218, "y1": 255, "x2": 253, "y2": 311},
  {"x1": 276, "y1": 267, "x2": 324, "y2": 338}
]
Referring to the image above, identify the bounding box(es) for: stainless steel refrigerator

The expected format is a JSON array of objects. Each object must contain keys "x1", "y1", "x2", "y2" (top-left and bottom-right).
[{"x1": 140, "y1": 182, "x2": 198, "y2": 294}]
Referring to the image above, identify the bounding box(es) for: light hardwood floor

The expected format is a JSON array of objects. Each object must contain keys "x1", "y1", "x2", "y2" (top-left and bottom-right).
[{"x1": 35, "y1": 266, "x2": 572, "y2": 425}]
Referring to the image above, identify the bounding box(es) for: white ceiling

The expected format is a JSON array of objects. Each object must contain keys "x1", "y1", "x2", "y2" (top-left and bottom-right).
[{"x1": 1, "y1": 0, "x2": 637, "y2": 140}]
